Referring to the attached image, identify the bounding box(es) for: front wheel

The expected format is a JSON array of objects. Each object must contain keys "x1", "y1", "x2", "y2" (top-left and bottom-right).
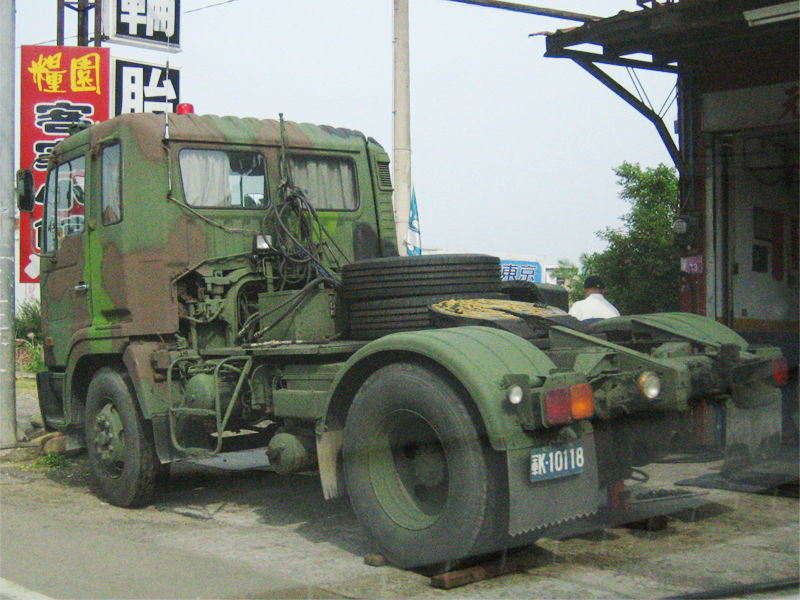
[
  {"x1": 343, "y1": 362, "x2": 502, "y2": 568},
  {"x1": 84, "y1": 367, "x2": 157, "y2": 507}
]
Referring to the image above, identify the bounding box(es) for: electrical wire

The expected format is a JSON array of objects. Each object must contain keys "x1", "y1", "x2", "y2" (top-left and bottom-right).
[
  {"x1": 626, "y1": 66, "x2": 655, "y2": 114},
  {"x1": 658, "y1": 84, "x2": 678, "y2": 119},
  {"x1": 23, "y1": 0, "x2": 242, "y2": 47},
  {"x1": 237, "y1": 276, "x2": 323, "y2": 342},
  {"x1": 264, "y1": 183, "x2": 349, "y2": 288},
  {"x1": 184, "y1": 0, "x2": 244, "y2": 15}
]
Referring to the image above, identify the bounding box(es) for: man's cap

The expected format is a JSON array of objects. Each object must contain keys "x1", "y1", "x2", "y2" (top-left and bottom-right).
[{"x1": 583, "y1": 276, "x2": 605, "y2": 289}]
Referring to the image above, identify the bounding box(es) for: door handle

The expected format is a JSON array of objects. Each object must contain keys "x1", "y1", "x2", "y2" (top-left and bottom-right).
[{"x1": 74, "y1": 281, "x2": 89, "y2": 293}]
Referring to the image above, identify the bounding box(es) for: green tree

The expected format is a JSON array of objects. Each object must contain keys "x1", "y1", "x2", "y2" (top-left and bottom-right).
[
  {"x1": 584, "y1": 162, "x2": 680, "y2": 314},
  {"x1": 553, "y1": 256, "x2": 590, "y2": 305}
]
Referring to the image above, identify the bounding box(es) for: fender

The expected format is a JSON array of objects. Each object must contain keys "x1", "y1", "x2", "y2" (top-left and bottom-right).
[
  {"x1": 63, "y1": 331, "x2": 125, "y2": 425},
  {"x1": 592, "y1": 312, "x2": 750, "y2": 348},
  {"x1": 64, "y1": 337, "x2": 163, "y2": 425},
  {"x1": 325, "y1": 326, "x2": 558, "y2": 452}
]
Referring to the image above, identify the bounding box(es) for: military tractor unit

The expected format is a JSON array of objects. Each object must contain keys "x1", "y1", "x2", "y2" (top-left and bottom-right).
[{"x1": 16, "y1": 111, "x2": 788, "y2": 568}]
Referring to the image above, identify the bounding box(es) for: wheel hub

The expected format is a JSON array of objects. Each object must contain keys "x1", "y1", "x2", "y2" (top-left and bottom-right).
[
  {"x1": 369, "y1": 410, "x2": 451, "y2": 530},
  {"x1": 93, "y1": 402, "x2": 125, "y2": 474},
  {"x1": 406, "y1": 442, "x2": 446, "y2": 488}
]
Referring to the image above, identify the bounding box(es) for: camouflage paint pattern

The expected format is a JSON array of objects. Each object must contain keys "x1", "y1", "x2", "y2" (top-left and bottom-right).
[{"x1": 29, "y1": 113, "x2": 786, "y2": 538}]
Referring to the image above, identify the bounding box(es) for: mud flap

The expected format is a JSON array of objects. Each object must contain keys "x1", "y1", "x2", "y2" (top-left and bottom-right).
[
  {"x1": 36, "y1": 371, "x2": 65, "y2": 429},
  {"x1": 506, "y1": 433, "x2": 600, "y2": 536}
]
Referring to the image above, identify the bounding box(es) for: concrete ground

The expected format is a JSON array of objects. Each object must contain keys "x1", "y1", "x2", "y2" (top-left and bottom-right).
[{"x1": 1, "y1": 377, "x2": 798, "y2": 599}]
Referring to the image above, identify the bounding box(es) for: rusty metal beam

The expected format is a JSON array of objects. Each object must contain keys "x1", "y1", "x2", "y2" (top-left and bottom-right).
[
  {"x1": 445, "y1": 0, "x2": 599, "y2": 22},
  {"x1": 94, "y1": 0, "x2": 103, "y2": 46},
  {"x1": 57, "y1": 0, "x2": 65, "y2": 45},
  {"x1": 571, "y1": 57, "x2": 686, "y2": 175},
  {"x1": 77, "y1": 0, "x2": 89, "y2": 46},
  {"x1": 545, "y1": 47, "x2": 678, "y2": 74}
]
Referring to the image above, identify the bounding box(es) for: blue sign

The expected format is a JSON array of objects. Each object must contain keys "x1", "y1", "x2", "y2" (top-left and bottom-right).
[{"x1": 500, "y1": 260, "x2": 542, "y2": 283}]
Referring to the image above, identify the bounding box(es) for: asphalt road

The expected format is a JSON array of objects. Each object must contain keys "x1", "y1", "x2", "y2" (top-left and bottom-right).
[{"x1": 1, "y1": 447, "x2": 798, "y2": 600}]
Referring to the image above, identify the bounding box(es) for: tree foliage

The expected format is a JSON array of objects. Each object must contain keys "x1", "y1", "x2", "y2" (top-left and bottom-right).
[
  {"x1": 582, "y1": 162, "x2": 680, "y2": 314},
  {"x1": 553, "y1": 256, "x2": 589, "y2": 304}
]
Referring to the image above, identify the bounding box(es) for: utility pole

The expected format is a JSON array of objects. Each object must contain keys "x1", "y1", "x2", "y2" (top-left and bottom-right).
[
  {"x1": 393, "y1": 0, "x2": 412, "y2": 254},
  {"x1": 0, "y1": 0, "x2": 17, "y2": 447}
]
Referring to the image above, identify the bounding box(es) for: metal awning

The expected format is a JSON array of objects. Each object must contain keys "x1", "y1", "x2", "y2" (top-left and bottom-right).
[{"x1": 543, "y1": 0, "x2": 800, "y2": 174}]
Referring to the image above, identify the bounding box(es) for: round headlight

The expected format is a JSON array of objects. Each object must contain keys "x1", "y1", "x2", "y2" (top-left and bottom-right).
[
  {"x1": 507, "y1": 385, "x2": 524, "y2": 405},
  {"x1": 637, "y1": 371, "x2": 661, "y2": 399}
]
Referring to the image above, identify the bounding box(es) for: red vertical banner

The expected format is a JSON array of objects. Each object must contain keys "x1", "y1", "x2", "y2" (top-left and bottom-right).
[{"x1": 18, "y1": 45, "x2": 109, "y2": 283}]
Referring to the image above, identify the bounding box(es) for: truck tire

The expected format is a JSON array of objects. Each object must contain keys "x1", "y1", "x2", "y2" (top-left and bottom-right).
[
  {"x1": 347, "y1": 292, "x2": 507, "y2": 340},
  {"x1": 84, "y1": 367, "x2": 157, "y2": 507},
  {"x1": 343, "y1": 362, "x2": 501, "y2": 568},
  {"x1": 341, "y1": 254, "x2": 501, "y2": 302}
]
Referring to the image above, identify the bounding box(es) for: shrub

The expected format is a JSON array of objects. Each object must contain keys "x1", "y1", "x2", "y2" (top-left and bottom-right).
[
  {"x1": 15, "y1": 299, "x2": 42, "y2": 344},
  {"x1": 16, "y1": 338, "x2": 45, "y2": 373}
]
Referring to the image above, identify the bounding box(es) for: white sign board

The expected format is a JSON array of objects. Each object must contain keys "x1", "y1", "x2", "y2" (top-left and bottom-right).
[{"x1": 104, "y1": 0, "x2": 181, "y2": 52}]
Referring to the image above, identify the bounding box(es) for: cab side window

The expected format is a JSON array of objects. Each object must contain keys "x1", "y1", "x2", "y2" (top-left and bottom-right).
[
  {"x1": 179, "y1": 148, "x2": 267, "y2": 208},
  {"x1": 43, "y1": 155, "x2": 86, "y2": 253},
  {"x1": 101, "y1": 145, "x2": 122, "y2": 225},
  {"x1": 289, "y1": 155, "x2": 359, "y2": 211}
]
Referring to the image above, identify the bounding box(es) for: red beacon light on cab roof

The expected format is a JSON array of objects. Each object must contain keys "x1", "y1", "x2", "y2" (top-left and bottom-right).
[{"x1": 176, "y1": 103, "x2": 194, "y2": 115}]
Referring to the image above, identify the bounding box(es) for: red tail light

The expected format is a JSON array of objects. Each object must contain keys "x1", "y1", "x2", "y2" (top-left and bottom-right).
[
  {"x1": 176, "y1": 103, "x2": 194, "y2": 114},
  {"x1": 773, "y1": 357, "x2": 789, "y2": 387},
  {"x1": 544, "y1": 387, "x2": 571, "y2": 425},
  {"x1": 544, "y1": 384, "x2": 595, "y2": 426}
]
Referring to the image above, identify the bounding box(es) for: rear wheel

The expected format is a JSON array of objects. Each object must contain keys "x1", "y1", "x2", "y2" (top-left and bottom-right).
[
  {"x1": 84, "y1": 367, "x2": 157, "y2": 507},
  {"x1": 343, "y1": 363, "x2": 502, "y2": 568}
]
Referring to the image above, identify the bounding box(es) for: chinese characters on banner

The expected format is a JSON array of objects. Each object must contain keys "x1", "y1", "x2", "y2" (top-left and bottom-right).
[
  {"x1": 114, "y1": 59, "x2": 180, "y2": 114},
  {"x1": 19, "y1": 46, "x2": 110, "y2": 284},
  {"x1": 104, "y1": 0, "x2": 181, "y2": 50}
]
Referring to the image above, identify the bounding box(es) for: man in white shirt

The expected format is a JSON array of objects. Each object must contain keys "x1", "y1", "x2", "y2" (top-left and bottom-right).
[{"x1": 569, "y1": 276, "x2": 621, "y2": 321}]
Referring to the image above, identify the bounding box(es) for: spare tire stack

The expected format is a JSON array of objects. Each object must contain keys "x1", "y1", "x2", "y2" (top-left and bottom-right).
[{"x1": 342, "y1": 254, "x2": 503, "y2": 340}]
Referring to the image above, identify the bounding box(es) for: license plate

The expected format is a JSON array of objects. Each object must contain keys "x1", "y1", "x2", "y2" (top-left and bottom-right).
[{"x1": 530, "y1": 443, "x2": 585, "y2": 482}]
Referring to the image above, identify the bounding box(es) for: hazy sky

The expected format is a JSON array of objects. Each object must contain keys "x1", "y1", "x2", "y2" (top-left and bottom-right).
[{"x1": 14, "y1": 0, "x2": 678, "y2": 265}]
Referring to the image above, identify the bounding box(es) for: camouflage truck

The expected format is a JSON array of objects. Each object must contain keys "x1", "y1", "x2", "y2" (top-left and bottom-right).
[{"x1": 16, "y1": 111, "x2": 789, "y2": 568}]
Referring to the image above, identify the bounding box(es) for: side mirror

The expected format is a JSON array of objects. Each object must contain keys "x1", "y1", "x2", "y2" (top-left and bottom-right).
[{"x1": 16, "y1": 169, "x2": 35, "y2": 213}]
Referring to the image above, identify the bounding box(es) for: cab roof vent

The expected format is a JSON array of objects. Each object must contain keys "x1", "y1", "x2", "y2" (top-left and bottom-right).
[{"x1": 377, "y1": 161, "x2": 392, "y2": 190}]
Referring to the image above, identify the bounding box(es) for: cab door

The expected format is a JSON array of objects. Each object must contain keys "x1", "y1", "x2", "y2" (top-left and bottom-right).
[{"x1": 40, "y1": 153, "x2": 92, "y2": 367}]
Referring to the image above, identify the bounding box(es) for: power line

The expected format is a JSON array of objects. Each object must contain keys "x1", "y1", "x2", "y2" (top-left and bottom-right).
[
  {"x1": 21, "y1": 34, "x2": 77, "y2": 48},
  {"x1": 184, "y1": 0, "x2": 243, "y2": 15},
  {"x1": 21, "y1": 0, "x2": 244, "y2": 47}
]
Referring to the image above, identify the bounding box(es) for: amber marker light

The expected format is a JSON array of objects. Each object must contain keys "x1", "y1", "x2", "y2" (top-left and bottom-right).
[{"x1": 570, "y1": 383, "x2": 594, "y2": 420}]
